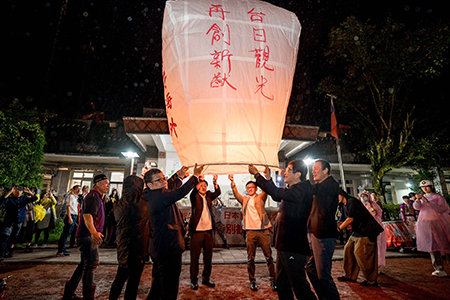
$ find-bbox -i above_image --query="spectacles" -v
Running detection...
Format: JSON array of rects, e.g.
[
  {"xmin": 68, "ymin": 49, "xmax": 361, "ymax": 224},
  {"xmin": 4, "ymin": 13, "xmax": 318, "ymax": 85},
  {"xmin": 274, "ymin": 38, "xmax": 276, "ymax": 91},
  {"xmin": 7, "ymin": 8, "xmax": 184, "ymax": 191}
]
[{"xmin": 152, "ymin": 177, "xmax": 167, "ymax": 183}]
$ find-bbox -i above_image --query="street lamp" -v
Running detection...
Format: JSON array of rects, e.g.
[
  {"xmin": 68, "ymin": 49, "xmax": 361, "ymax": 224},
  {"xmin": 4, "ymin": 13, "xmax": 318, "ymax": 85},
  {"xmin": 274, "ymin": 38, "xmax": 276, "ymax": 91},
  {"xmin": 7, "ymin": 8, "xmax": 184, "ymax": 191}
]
[
  {"xmin": 121, "ymin": 151, "xmax": 139, "ymax": 175},
  {"xmin": 304, "ymin": 158, "xmax": 316, "ymax": 181}
]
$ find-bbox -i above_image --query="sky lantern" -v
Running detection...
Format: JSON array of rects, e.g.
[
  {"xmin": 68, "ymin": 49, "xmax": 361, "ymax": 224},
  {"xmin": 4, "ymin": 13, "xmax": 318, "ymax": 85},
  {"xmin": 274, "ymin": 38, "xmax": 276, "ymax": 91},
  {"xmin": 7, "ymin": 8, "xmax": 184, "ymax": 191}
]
[{"xmin": 162, "ymin": 0, "xmax": 301, "ymax": 174}]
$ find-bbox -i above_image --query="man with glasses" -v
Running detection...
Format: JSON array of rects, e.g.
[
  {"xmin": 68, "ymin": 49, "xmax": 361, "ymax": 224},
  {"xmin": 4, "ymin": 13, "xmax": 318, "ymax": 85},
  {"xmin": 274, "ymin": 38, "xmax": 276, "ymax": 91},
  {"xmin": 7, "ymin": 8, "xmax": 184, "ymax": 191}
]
[
  {"xmin": 249, "ymin": 161, "xmax": 317, "ymax": 299},
  {"xmin": 228, "ymin": 175, "xmax": 276, "ymax": 292},
  {"xmin": 144, "ymin": 164, "xmax": 203, "ymax": 300}
]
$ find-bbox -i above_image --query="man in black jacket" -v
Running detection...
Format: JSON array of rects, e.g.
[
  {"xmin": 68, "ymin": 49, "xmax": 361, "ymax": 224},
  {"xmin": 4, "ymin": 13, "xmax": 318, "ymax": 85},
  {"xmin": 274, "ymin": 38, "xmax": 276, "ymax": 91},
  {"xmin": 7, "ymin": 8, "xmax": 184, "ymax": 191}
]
[
  {"xmin": 109, "ymin": 175, "xmax": 149, "ymax": 300},
  {"xmin": 144, "ymin": 164, "xmax": 203, "ymax": 300},
  {"xmin": 249, "ymin": 161, "xmax": 317, "ymax": 300},
  {"xmin": 307, "ymin": 160, "xmax": 340, "ymax": 300},
  {"xmin": 337, "ymin": 189, "xmax": 384, "ymax": 287},
  {"xmin": 189, "ymin": 175, "xmax": 221, "ymax": 290}
]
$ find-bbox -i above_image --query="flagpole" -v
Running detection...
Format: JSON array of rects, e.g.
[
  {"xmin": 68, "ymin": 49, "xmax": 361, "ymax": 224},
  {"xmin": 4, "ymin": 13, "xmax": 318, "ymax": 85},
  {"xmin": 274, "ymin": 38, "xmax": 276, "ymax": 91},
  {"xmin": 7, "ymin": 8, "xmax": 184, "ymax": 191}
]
[{"xmin": 328, "ymin": 94, "xmax": 346, "ymax": 190}]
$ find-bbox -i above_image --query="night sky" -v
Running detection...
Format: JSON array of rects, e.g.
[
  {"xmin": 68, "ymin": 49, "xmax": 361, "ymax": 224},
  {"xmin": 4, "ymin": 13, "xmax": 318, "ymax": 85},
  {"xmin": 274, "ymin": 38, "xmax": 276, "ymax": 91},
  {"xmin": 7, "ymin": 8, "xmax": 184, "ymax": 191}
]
[{"xmin": 2, "ymin": 0, "xmax": 448, "ymax": 130}]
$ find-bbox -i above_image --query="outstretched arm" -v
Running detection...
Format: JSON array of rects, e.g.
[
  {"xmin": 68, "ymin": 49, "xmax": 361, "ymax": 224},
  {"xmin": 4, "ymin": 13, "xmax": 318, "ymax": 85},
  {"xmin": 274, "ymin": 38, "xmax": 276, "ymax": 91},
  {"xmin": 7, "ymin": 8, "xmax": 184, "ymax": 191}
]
[
  {"xmin": 249, "ymin": 165, "xmax": 303, "ymax": 203},
  {"xmin": 211, "ymin": 174, "xmax": 221, "ymax": 199},
  {"xmin": 228, "ymin": 174, "xmax": 244, "ymax": 204}
]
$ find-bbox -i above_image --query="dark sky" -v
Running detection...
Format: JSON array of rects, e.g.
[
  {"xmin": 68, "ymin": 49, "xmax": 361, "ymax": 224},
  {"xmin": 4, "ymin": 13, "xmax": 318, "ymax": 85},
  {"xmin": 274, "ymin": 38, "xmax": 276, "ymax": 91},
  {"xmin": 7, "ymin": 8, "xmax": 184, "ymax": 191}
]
[{"xmin": 2, "ymin": 0, "xmax": 448, "ymax": 130}]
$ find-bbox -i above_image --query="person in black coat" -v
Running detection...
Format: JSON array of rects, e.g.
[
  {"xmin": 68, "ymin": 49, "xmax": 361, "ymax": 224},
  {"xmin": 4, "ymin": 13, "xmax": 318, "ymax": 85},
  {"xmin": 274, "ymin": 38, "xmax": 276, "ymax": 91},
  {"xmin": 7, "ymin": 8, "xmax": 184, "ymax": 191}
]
[
  {"xmin": 337, "ymin": 189, "xmax": 384, "ymax": 287},
  {"xmin": 189, "ymin": 175, "xmax": 221, "ymax": 290},
  {"xmin": 109, "ymin": 175, "xmax": 148, "ymax": 300},
  {"xmin": 144, "ymin": 164, "xmax": 203, "ymax": 300},
  {"xmin": 307, "ymin": 160, "xmax": 340, "ymax": 300},
  {"xmin": 249, "ymin": 161, "xmax": 317, "ymax": 300}
]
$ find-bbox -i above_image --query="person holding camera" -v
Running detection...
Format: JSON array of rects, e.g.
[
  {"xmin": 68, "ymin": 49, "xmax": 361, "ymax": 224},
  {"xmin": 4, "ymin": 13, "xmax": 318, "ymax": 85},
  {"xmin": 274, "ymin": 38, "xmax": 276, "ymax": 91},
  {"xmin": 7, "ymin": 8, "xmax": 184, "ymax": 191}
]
[
  {"xmin": 0, "ymin": 186, "xmax": 37, "ymax": 261},
  {"xmin": 34, "ymin": 190, "xmax": 57, "ymax": 248},
  {"xmin": 413, "ymin": 180, "xmax": 450, "ymax": 278}
]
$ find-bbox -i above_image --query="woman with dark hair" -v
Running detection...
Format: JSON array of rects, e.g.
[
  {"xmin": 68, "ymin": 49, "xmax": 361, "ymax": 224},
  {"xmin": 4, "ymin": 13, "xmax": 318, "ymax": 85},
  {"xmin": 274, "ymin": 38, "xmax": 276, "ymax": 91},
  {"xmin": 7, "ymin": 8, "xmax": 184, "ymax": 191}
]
[
  {"xmin": 110, "ymin": 189, "xmax": 120, "ymax": 202},
  {"xmin": 109, "ymin": 175, "xmax": 149, "ymax": 300}
]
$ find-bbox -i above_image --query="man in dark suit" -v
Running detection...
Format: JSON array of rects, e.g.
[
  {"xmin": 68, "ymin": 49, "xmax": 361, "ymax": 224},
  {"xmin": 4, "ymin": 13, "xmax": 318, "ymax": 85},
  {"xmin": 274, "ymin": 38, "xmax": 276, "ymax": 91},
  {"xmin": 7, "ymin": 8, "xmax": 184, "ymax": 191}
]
[
  {"xmin": 144, "ymin": 164, "xmax": 203, "ymax": 300},
  {"xmin": 249, "ymin": 161, "xmax": 317, "ymax": 300},
  {"xmin": 189, "ymin": 175, "xmax": 221, "ymax": 290},
  {"xmin": 307, "ymin": 160, "xmax": 340, "ymax": 300}
]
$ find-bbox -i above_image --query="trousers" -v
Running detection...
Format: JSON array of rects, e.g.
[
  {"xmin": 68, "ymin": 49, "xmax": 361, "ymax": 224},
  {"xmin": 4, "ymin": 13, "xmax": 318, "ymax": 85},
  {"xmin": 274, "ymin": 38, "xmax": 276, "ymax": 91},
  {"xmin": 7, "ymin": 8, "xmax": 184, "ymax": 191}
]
[{"xmin": 246, "ymin": 229, "xmax": 275, "ymax": 282}]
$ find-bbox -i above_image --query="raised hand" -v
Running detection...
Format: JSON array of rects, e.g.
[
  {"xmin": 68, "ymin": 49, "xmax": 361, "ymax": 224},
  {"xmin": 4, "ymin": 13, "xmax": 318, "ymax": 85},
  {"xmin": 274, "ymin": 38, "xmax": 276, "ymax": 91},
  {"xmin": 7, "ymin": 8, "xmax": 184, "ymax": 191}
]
[
  {"xmin": 248, "ymin": 164, "xmax": 258, "ymax": 175},
  {"xmin": 193, "ymin": 164, "xmax": 204, "ymax": 177},
  {"xmin": 264, "ymin": 165, "xmax": 272, "ymax": 181},
  {"xmin": 228, "ymin": 174, "xmax": 235, "ymax": 187},
  {"xmin": 177, "ymin": 166, "xmax": 189, "ymax": 179}
]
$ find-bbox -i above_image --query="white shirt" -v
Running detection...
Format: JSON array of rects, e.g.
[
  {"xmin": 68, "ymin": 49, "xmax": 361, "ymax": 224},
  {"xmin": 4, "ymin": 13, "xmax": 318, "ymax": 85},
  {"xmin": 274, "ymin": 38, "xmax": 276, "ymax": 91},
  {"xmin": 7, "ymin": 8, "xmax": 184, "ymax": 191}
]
[
  {"xmin": 67, "ymin": 194, "xmax": 79, "ymax": 215},
  {"xmin": 244, "ymin": 196, "xmax": 261, "ymax": 230},
  {"xmin": 196, "ymin": 194, "xmax": 213, "ymax": 231}
]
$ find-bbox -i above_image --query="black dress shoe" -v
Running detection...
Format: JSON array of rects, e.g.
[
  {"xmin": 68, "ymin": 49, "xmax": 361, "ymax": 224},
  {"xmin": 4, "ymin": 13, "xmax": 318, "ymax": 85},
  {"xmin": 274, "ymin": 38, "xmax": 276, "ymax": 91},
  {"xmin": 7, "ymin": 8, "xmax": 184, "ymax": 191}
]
[
  {"xmin": 202, "ymin": 279, "xmax": 216, "ymax": 288},
  {"xmin": 360, "ymin": 280, "xmax": 379, "ymax": 287},
  {"xmin": 270, "ymin": 281, "xmax": 277, "ymax": 292},
  {"xmin": 337, "ymin": 276, "xmax": 355, "ymax": 282},
  {"xmin": 250, "ymin": 282, "xmax": 258, "ymax": 291},
  {"xmin": 191, "ymin": 282, "xmax": 199, "ymax": 290}
]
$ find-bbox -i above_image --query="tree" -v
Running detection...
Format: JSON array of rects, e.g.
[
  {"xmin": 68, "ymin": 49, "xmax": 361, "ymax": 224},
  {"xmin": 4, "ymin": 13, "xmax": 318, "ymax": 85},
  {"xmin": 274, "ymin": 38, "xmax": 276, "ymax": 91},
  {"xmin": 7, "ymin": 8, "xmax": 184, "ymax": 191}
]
[
  {"xmin": 318, "ymin": 16, "xmax": 450, "ymax": 197},
  {"xmin": 0, "ymin": 98, "xmax": 48, "ymax": 191}
]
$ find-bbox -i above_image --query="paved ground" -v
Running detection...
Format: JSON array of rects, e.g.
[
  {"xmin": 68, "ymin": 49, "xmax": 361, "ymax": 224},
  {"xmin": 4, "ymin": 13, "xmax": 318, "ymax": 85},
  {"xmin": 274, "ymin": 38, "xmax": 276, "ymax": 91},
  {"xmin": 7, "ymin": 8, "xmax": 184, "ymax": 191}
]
[
  {"xmin": 1, "ymin": 244, "xmax": 450, "ymax": 300},
  {"xmin": 0, "ymin": 244, "xmax": 421, "ymax": 265}
]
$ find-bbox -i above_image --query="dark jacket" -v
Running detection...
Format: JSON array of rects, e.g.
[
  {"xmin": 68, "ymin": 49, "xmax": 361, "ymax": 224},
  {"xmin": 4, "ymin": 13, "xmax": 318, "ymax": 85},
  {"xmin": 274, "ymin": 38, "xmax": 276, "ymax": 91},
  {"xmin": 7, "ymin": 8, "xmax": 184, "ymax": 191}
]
[
  {"xmin": 189, "ymin": 183, "xmax": 221, "ymax": 232},
  {"xmin": 308, "ymin": 176, "xmax": 340, "ymax": 239},
  {"xmin": 346, "ymin": 197, "xmax": 384, "ymax": 242},
  {"xmin": 1, "ymin": 195, "xmax": 38, "ymax": 223},
  {"xmin": 255, "ymin": 174, "xmax": 314, "ymax": 256},
  {"xmin": 145, "ymin": 174, "xmax": 198, "ymax": 257},
  {"xmin": 114, "ymin": 175, "xmax": 149, "ymax": 264}
]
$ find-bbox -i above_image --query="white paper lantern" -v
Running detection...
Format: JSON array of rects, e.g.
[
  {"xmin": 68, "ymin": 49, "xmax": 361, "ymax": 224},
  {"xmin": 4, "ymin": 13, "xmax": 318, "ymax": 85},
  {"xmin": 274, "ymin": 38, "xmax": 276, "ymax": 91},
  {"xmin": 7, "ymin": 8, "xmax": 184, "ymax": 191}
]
[{"xmin": 162, "ymin": 0, "xmax": 301, "ymax": 174}]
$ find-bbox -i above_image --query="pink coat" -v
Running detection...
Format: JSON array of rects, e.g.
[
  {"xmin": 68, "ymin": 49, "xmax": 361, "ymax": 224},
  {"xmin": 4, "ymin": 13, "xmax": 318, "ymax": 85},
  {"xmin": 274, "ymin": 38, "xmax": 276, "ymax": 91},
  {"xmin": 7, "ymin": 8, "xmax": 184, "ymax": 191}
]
[
  {"xmin": 413, "ymin": 193, "xmax": 450, "ymax": 254},
  {"xmin": 364, "ymin": 198, "xmax": 387, "ymax": 266}
]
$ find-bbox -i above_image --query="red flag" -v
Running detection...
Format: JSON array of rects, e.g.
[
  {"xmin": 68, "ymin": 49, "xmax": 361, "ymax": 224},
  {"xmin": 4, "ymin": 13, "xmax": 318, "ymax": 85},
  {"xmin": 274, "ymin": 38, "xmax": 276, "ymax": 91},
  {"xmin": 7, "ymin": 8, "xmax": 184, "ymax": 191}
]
[{"xmin": 330, "ymin": 99, "xmax": 338, "ymax": 139}]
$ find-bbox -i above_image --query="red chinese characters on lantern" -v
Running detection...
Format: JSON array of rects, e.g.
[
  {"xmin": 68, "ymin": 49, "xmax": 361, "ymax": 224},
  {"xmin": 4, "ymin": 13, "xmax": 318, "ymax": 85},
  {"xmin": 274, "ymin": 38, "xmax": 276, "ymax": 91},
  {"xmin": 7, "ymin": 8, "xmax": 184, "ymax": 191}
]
[
  {"xmin": 169, "ymin": 117, "xmax": 178, "ymax": 138},
  {"xmin": 206, "ymin": 23, "xmax": 230, "ymax": 46},
  {"xmin": 210, "ymin": 49, "xmax": 233, "ymax": 73},
  {"xmin": 247, "ymin": 7, "xmax": 274, "ymax": 101},
  {"xmin": 164, "ymin": 72, "xmax": 180, "ymax": 138},
  {"xmin": 165, "ymin": 93, "xmax": 173, "ymax": 109},
  {"xmin": 249, "ymin": 45, "xmax": 274, "ymax": 71},
  {"xmin": 247, "ymin": 8, "xmax": 265, "ymax": 23},
  {"xmin": 208, "ymin": 4, "xmax": 230, "ymax": 20},
  {"xmin": 211, "ymin": 73, "xmax": 237, "ymax": 90},
  {"xmin": 255, "ymin": 75, "xmax": 273, "ymax": 100},
  {"xmin": 206, "ymin": 4, "xmax": 236, "ymax": 91},
  {"xmin": 252, "ymin": 28, "xmax": 266, "ymax": 42}
]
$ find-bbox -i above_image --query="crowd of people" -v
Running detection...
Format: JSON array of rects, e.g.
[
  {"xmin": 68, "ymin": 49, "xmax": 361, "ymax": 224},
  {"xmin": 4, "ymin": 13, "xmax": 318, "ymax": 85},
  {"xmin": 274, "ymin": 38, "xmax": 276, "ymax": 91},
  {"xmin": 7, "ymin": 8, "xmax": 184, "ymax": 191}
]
[{"xmin": 1, "ymin": 160, "xmax": 450, "ymax": 300}]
